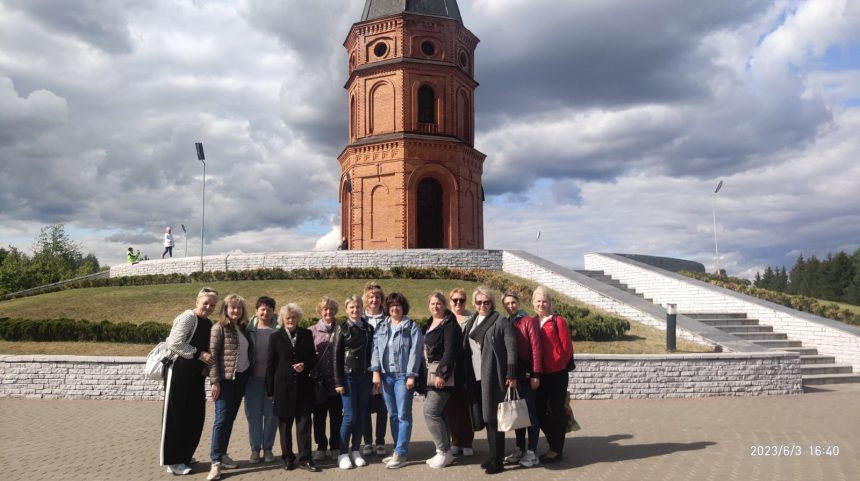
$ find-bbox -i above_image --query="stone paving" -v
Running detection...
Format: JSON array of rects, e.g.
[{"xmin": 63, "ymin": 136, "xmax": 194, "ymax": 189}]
[{"xmin": 1, "ymin": 384, "xmax": 858, "ymax": 481}]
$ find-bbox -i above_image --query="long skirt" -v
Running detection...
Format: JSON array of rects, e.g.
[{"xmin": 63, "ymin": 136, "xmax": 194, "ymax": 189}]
[{"xmin": 160, "ymin": 357, "xmax": 207, "ymax": 465}]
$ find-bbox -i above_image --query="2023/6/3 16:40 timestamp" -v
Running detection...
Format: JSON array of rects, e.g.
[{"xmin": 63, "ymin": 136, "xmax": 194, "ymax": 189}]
[{"xmin": 809, "ymin": 445, "xmax": 840, "ymax": 456}]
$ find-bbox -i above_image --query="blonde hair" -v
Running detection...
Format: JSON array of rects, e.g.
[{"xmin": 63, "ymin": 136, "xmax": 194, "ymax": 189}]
[
  {"xmin": 280, "ymin": 303, "xmax": 304, "ymax": 322},
  {"xmin": 316, "ymin": 296, "xmax": 338, "ymax": 316},
  {"xmin": 532, "ymin": 286, "xmax": 553, "ymax": 310},
  {"xmin": 345, "ymin": 295, "xmax": 363, "ymax": 312},
  {"xmin": 218, "ymin": 294, "xmax": 248, "ymax": 328},
  {"xmin": 472, "ymin": 285, "xmax": 496, "ymax": 309},
  {"xmin": 449, "ymin": 287, "xmax": 466, "ymax": 300},
  {"xmin": 363, "ymin": 282, "xmax": 384, "ymax": 306},
  {"xmin": 428, "ymin": 290, "xmax": 447, "ymax": 307},
  {"xmin": 197, "ymin": 287, "xmax": 218, "ymax": 299}
]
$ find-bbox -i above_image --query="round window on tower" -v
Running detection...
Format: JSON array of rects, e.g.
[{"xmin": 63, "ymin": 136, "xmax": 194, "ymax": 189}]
[
  {"xmin": 459, "ymin": 51, "xmax": 469, "ymax": 69},
  {"xmin": 421, "ymin": 40, "xmax": 436, "ymax": 57},
  {"xmin": 374, "ymin": 42, "xmax": 389, "ymax": 58}
]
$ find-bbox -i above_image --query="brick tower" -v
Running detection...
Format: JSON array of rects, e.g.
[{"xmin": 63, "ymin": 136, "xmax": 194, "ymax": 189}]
[{"xmin": 338, "ymin": 0, "xmax": 485, "ymax": 249}]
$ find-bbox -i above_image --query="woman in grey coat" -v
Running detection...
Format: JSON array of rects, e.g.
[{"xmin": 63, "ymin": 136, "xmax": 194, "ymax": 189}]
[{"xmin": 460, "ymin": 286, "xmax": 517, "ymax": 475}]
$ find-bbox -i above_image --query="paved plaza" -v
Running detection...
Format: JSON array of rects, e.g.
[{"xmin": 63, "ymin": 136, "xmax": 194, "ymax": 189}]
[{"xmin": 1, "ymin": 384, "xmax": 858, "ymax": 481}]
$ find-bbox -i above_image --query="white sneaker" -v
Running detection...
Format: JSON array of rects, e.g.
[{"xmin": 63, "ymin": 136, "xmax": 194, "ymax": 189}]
[
  {"xmin": 386, "ymin": 453, "xmax": 406, "ymax": 469},
  {"xmin": 206, "ymin": 463, "xmax": 221, "ymax": 481},
  {"xmin": 263, "ymin": 450, "xmax": 276, "ymax": 463},
  {"xmin": 504, "ymin": 448, "xmax": 523, "ymax": 464},
  {"xmin": 375, "ymin": 445, "xmax": 387, "ymax": 456},
  {"xmin": 450, "ymin": 446, "xmax": 462, "ymax": 456},
  {"xmin": 249, "ymin": 450, "xmax": 261, "ymax": 464},
  {"xmin": 519, "ymin": 450, "xmax": 538, "ymax": 468},
  {"xmin": 351, "ymin": 451, "xmax": 368, "ymax": 467},
  {"xmin": 360, "ymin": 444, "xmax": 374, "ymax": 456},
  {"xmin": 382, "ymin": 455, "xmax": 393, "ymax": 464},
  {"xmin": 462, "ymin": 447, "xmax": 474, "ymax": 457},
  {"xmin": 338, "ymin": 453, "xmax": 354, "ymax": 469},
  {"xmin": 312, "ymin": 450, "xmax": 326, "ymax": 462},
  {"xmin": 425, "ymin": 452, "xmax": 444, "ymax": 465},
  {"xmin": 428, "ymin": 450, "xmax": 454, "ymax": 469},
  {"xmin": 166, "ymin": 464, "xmax": 192, "ymax": 475},
  {"xmin": 219, "ymin": 454, "xmax": 237, "ymax": 469}
]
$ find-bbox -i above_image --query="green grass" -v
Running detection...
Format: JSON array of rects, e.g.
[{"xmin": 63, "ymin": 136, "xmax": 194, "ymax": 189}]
[{"xmin": 0, "ymin": 277, "xmax": 714, "ymax": 355}]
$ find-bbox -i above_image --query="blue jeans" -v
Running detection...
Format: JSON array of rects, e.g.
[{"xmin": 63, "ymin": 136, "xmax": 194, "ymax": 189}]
[
  {"xmin": 210, "ymin": 370, "xmax": 249, "ymax": 463},
  {"xmin": 380, "ymin": 373, "xmax": 414, "ymax": 456},
  {"xmin": 244, "ymin": 376, "xmax": 277, "ymax": 452},
  {"xmin": 339, "ymin": 373, "xmax": 372, "ymax": 454}
]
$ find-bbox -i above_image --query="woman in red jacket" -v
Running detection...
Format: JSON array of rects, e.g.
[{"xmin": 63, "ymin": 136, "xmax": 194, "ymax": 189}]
[{"xmin": 531, "ymin": 286, "xmax": 573, "ymax": 463}]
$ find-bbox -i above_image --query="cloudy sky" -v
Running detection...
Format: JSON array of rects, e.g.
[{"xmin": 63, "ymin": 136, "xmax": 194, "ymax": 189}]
[{"xmin": 1, "ymin": 0, "xmax": 858, "ymax": 277}]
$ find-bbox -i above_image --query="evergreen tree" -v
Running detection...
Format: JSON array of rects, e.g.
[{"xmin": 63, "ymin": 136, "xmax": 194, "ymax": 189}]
[
  {"xmin": 777, "ymin": 266, "xmax": 789, "ymax": 292},
  {"xmin": 825, "ymin": 252, "xmax": 855, "ymax": 302},
  {"xmin": 788, "ymin": 255, "xmax": 805, "ymax": 295}
]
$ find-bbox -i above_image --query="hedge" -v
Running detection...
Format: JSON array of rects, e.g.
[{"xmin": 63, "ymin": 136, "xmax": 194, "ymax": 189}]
[
  {"xmin": 679, "ymin": 271, "xmax": 860, "ymax": 326},
  {"xmin": 0, "ymin": 317, "xmax": 170, "ymax": 344}
]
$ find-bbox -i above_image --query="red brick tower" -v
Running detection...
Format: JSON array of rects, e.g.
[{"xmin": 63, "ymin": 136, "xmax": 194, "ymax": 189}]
[{"xmin": 338, "ymin": 0, "xmax": 485, "ymax": 249}]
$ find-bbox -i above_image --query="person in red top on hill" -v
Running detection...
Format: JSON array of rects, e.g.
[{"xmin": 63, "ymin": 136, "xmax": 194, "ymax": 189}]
[
  {"xmin": 501, "ymin": 291, "xmax": 542, "ymax": 468},
  {"xmin": 531, "ymin": 286, "xmax": 573, "ymax": 463}
]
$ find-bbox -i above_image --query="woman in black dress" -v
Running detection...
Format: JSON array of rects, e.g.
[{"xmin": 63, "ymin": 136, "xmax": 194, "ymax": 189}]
[
  {"xmin": 267, "ymin": 303, "xmax": 320, "ymax": 472},
  {"xmin": 160, "ymin": 287, "xmax": 218, "ymax": 475}
]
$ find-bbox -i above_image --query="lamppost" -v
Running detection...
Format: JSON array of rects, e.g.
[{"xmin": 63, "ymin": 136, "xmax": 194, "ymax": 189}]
[
  {"xmin": 180, "ymin": 223, "xmax": 187, "ymax": 257},
  {"xmin": 712, "ymin": 180, "xmax": 723, "ymax": 276},
  {"xmin": 195, "ymin": 142, "xmax": 206, "ymax": 273}
]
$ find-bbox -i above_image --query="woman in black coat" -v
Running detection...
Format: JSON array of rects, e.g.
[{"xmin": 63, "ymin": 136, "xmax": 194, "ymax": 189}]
[{"xmin": 266, "ymin": 303, "xmax": 320, "ymax": 472}]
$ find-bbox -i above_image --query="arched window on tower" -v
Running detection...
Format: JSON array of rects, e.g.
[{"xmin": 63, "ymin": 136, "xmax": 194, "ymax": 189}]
[{"xmin": 418, "ymin": 85, "xmax": 436, "ymax": 130}]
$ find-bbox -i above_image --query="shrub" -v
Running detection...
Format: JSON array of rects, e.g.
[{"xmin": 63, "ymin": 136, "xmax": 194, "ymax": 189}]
[{"xmin": 0, "ymin": 317, "xmax": 170, "ymax": 343}]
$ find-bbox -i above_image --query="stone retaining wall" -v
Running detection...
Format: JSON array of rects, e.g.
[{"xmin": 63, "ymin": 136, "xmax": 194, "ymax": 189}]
[
  {"xmin": 0, "ymin": 353, "xmax": 801, "ymax": 400},
  {"xmin": 585, "ymin": 253, "xmax": 860, "ymax": 371},
  {"xmin": 110, "ymin": 249, "xmax": 504, "ymax": 277}
]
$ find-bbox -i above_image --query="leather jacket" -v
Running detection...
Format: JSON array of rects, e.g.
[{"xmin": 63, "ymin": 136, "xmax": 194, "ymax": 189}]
[{"xmin": 332, "ymin": 319, "xmax": 374, "ymax": 388}]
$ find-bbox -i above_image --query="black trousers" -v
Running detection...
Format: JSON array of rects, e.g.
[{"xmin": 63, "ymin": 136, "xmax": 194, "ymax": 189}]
[
  {"xmin": 312, "ymin": 395, "xmax": 342, "ymax": 451},
  {"xmin": 279, "ymin": 413, "xmax": 312, "ymax": 462},
  {"xmin": 484, "ymin": 421, "xmax": 505, "ymax": 464},
  {"xmin": 363, "ymin": 393, "xmax": 387, "ymax": 445},
  {"xmin": 537, "ymin": 370, "xmax": 569, "ymax": 454}
]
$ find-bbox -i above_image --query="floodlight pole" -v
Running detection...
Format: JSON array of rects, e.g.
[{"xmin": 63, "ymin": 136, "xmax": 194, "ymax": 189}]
[
  {"xmin": 196, "ymin": 142, "xmax": 206, "ymax": 273},
  {"xmin": 181, "ymin": 223, "xmax": 187, "ymax": 257},
  {"xmin": 712, "ymin": 180, "xmax": 723, "ymax": 275}
]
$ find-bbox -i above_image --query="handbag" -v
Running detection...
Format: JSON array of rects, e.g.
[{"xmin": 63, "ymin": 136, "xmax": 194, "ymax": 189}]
[
  {"xmin": 426, "ymin": 361, "xmax": 455, "ymax": 388},
  {"xmin": 496, "ymin": 386, "xmax": 531, "ymax": 432},
  {"xmin": 144, "ymin": 342, "xmax": 173, "ymax": 381},
  {"xmin": 144, "ymin": 315, "xmax": 198, "ymax": 381}
]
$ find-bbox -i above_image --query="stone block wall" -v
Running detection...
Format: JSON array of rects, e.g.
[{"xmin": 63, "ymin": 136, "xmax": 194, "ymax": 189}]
[
  {"xmin": 570, "ymin": 353, "xmax": 802, "ymax": 399},
  {"xmin": 110, "ymin": 249, "xmax": 503, "ymax": 277},
  {"xmin": 584, "ymin": 253, "xmax": 860, "ymax": 371},
  {"xmin": 0, "ymin": 353, "xmax": 801, "ymax": 401}
]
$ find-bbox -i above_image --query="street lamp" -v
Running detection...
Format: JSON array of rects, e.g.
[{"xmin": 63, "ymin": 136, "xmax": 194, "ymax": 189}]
[
  {"xmin": 180, "ymin": 223, "xmax": 187, "ymax": 257},
  {"xmin": 195, "ymin": 142, "xmax": 206, "ymax": 273},
  {"xmin": 712, "ymin": 180, "xmax": 723, "ymax": 276}
]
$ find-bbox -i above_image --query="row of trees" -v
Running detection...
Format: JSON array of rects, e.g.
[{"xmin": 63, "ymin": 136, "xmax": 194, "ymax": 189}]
[
  {"xmin": 0, "ymin": 224, "xmax": 102, "ymax": 295},
  {"xmin": 755, "ymin": 249, "xmax": 860, "ymax": 305}
]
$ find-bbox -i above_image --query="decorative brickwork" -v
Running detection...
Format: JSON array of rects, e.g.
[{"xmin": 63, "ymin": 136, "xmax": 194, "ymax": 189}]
[{"xmin": 339, "ymin": 6, "xmax": 485, "ymax": 249}]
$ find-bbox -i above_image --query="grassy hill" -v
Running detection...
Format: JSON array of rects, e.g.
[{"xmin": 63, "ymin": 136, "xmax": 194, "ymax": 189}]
[{"xmin": 0, "ymin": 278, "xmax": 712, "ymax": 355}]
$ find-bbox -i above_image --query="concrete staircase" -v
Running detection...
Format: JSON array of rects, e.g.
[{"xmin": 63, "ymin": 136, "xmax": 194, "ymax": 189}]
[
  {"xmin": 577, "ymin": 269, "xmax": 860, "ymax": 387},
  {"xmin": 684, "ymin": 313, "xmax": 860, "ymax": 386}
]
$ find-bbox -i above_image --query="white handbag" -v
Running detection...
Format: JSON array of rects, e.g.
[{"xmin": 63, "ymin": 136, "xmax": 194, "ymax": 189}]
[
  {"xmin": 144, "ymin": 342, "xmax": 173, "ymax": 381},
  {"xmin": 497, "ymin": 386, "xmax": 531, "ymax": 432}
]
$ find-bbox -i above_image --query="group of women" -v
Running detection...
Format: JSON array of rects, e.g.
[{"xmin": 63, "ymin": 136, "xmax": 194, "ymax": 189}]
[{"xmin": 158, "ymin": 282, "xmax": 573, "ymax": 478}]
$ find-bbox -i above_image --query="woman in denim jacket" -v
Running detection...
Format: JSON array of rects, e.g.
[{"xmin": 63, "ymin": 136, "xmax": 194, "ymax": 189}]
[{"xmin": 370, "ymin": 292, "xmax": 423, "ymax": 469}]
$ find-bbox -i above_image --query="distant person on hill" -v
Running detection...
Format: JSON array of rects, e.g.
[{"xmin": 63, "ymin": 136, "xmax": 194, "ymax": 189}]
[
  {"xmin": 127, "ymin": 247, "xmax": 141, "ymax": 264},
  {"xmin": 160, "ymin": 287, "xmax": 218, "ymax": 475},
  {"xmin": 338, "ymin": 237, "xmax": 349, "ymax": 250},
  {"xmin": 163, "ymin": 227, "xmax": 175, "ymax": 259}
]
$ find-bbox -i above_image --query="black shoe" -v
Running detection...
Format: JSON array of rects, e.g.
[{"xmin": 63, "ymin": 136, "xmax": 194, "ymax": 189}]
[
  {"xmin": 300, "ymin": 462, "xmax": 320, "ymax": 472},
  {"xmin": 539, "ymin": 451, "xmax": 562, "ymax": 463},
  {"xmin": 283, "ymin": 459, "xmax": 296, "ymax": 471},
  {"xmin": 484, "ymin": 462, "xmax": 504, "ymax": 474},
  {"xmin": 480, "ymin": 458, "xmax": 493, "ymax": 469}
]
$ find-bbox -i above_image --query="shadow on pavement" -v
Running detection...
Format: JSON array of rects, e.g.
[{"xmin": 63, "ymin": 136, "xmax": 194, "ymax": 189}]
[{"xmin": 543, "ymin": 434, "xmax": 716, "ymax": 470}]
